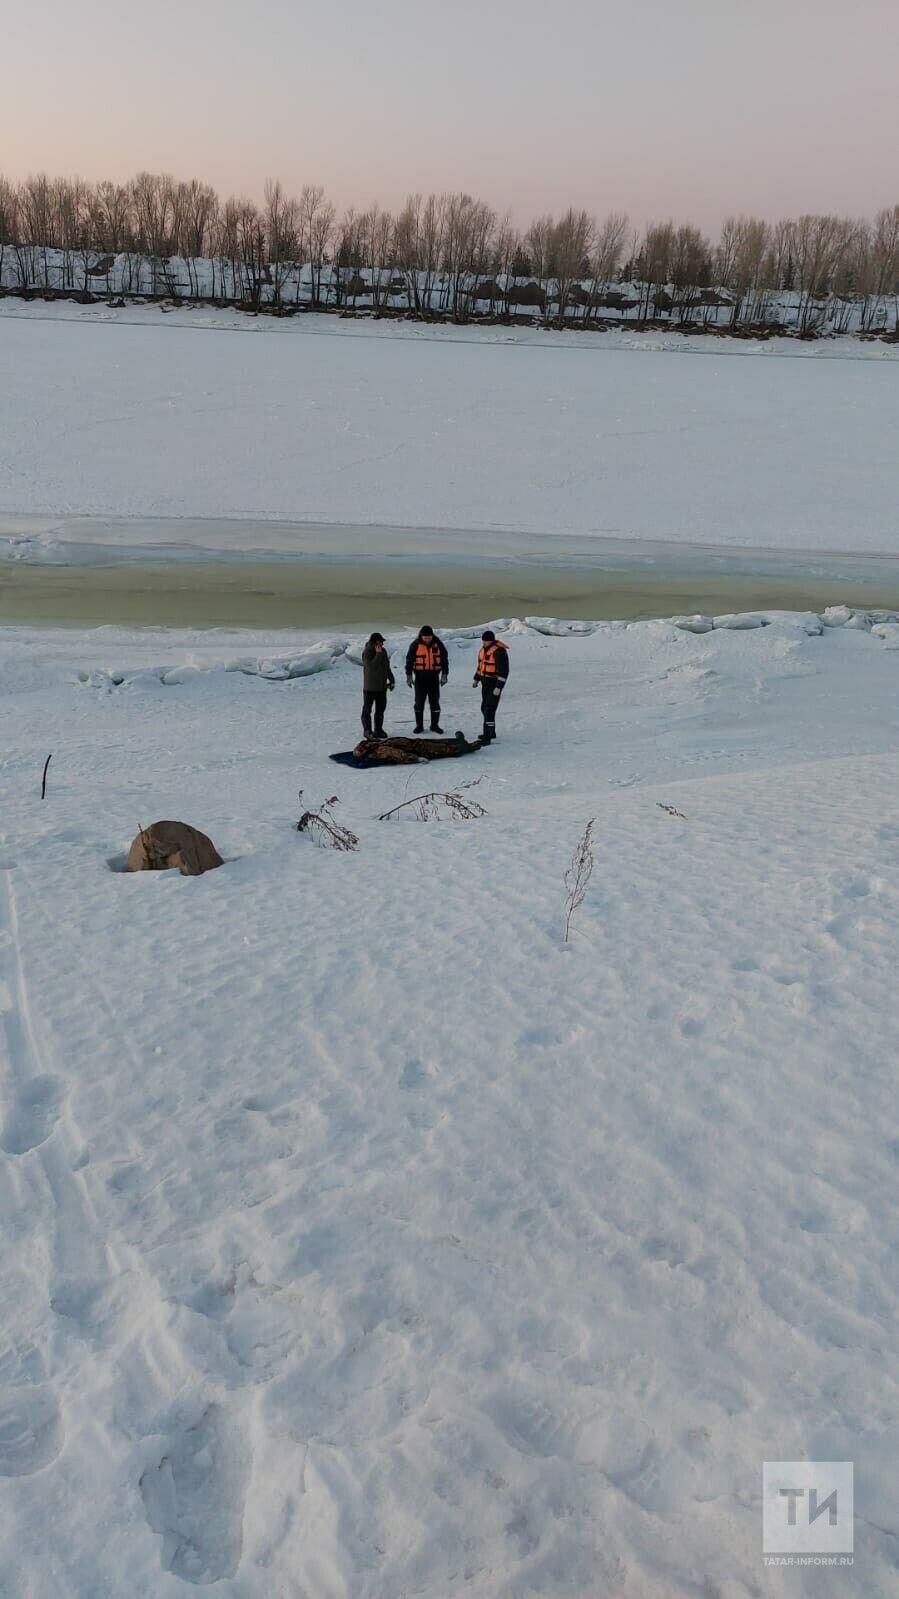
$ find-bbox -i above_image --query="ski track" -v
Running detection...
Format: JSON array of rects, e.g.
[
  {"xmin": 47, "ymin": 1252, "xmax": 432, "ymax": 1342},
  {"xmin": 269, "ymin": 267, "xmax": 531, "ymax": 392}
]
[{"xmin": 0, "ymin": 866, "xmax": 67, "ymax": 1481}]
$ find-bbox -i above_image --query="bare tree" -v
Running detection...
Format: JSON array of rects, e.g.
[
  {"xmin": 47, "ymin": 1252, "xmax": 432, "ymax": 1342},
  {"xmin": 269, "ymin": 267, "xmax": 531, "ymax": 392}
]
[
  {"xmin": 550, "ymin": 207, "xmax": 595, "ymax": 326},
  {"xmin": 265, "ymin": 178, "xmax": 299, "ymax": 306},
  {"xmin": 587, "ymin": 211, "xmax": 629, "ymax": 320},
  {"xmin": 490, "ymin": 210, "xmax": 518, "ymax": 318},
  {"xmin": 525, "ymin": 212, "xmax": 554, "ymax": 318},
  {"xmin": 20, "ymin": 173, "xmax": 56, "ymax": 288},
  {"xmin": 394, "ymin": 193, "xmax": 423, "ymax": 313},
  {"xmin": 792, "ymin": 213, "xmax": 856, "ymax": 333},
  {"xmin": 177, "ymin": 178, "xmax": 218, "ymax": 297},
  {"xmin": 419, "ymin": 192, "xmax": 445, "ymax": 315},
  {"xmin": 725, "ymin": 216, "xmax": 770, "ymax": 326},
  {"xmin": 236, "ymin": 199, "xmax": 266, "ymax": 307},
  {"xmin": 441, "ymin": 192, "xmax": 495, "ymax": 322},
  {"xmin": 638, "ymin": 221, "xmax": 675, "ymax": 321},
  {"xmin": 670, "ymin": 223, "xmax": 711, "ymax": 323},
  {"xmin": 299, "ymin": 184, "xmax": 334, "ymax": 306},
  {"xmin": 0, "ymin": 175, "xmax": 17, "ymax": 286},
  {"xmin": 361, "ymin": 204, "xmax": 393, "ymax": 312},
  {"xmin": 859, "ymin": 205, "xmax": 899, "ymax": 331}
]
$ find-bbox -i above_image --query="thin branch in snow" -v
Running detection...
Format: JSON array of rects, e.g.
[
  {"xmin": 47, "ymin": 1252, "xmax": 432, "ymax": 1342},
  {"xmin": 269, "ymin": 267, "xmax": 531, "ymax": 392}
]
[
  {"xmin": 41, "ymin": 753, "xmax": 52, "ymax": 799},
  {"xmin": 657, "ymin": 802, "xmax": 688, "ymax": 820},
  {"xmin": 297, "ymin": 791, "xmax": 358, "ymax": 851},
  {"xmin": 564, "ymin": 818, "xmax": 595, "ymax": 943},
  {"xmin": 378, "ymin": 784, "xmax": 487, "ymax": 822}
]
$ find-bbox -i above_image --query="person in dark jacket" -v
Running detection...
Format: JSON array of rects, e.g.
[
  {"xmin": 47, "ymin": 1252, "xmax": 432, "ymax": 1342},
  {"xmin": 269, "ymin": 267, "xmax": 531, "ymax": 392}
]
[
  {"xmin": 361, "ymin": 633, "xmax": 395, "ymax": 739},
  {"xmin": 405, "ymin": 624, "xmax": 449, "ymax": 734},
  {"xmin": 472, "ymin": 630, "xmax": 509, "ymax": 742}
]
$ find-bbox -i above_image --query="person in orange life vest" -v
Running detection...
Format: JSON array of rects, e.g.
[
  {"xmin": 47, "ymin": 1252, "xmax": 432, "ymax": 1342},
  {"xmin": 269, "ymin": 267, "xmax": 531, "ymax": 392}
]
[
  {"xmin": 473, "ymin": 630, "xmax": 509, "ymax": 742},
  {"xmin": 405, "ymin": 624, "xmax": 449, "ymax": 734}
]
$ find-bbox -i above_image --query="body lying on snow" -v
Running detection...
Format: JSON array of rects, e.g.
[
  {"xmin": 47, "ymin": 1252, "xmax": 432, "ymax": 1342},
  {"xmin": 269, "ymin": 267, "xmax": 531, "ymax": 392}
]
[
  {"xmin": 361, "ymin": 626, "xmax": 510, "ymax": 745},
  {"xmin": 331, "ymin": 732, "xmax": 482, "ymax": 769}
]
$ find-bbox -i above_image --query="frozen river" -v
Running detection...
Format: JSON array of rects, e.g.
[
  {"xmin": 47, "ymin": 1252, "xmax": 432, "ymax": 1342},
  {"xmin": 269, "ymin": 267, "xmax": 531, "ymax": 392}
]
[{"xmin": 1, "ymin": 306, "xmax": 898, "ymax": 553}]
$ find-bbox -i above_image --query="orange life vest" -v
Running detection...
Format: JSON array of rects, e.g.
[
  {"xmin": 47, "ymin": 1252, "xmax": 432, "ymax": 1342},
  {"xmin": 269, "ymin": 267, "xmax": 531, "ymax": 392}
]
[
  {"xmin": 477, "ymin": 640, "xmax": 508, "ymax": 676},
  {"xmin": 414, "ymin": 639, "xmax": 442, "ymax": 672}
]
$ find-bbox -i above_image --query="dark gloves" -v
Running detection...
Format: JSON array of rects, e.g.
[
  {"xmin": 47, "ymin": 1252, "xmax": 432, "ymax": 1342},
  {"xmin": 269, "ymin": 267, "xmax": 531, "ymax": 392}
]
[
  {"xmin": 440, "ymin": 672, "xmax": 448, "ymax": 687},
  {"xmin": 388, "ymin": 681, "xmax": 395, "ymax": 692},
  {"xmin": 406, "ymin": 675, "xmax": 414, "ymax": 689},
  {"xmin": 472, "ymin": 674, "xmax": 480, "ymax": 687}
]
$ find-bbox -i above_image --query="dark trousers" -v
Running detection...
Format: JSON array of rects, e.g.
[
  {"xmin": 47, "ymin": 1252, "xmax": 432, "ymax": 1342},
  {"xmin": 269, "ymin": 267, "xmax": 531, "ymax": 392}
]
[
  {"xmin": 362, "ymin": 690, "xmax": 387, "ymax": 734},
  {"xmin": 481, "ymin": 679, "xmax": 502, "ymax": 734},
  {"xmin": 414, "ymin": 672, "xmax": 441, "ymax": 728}
]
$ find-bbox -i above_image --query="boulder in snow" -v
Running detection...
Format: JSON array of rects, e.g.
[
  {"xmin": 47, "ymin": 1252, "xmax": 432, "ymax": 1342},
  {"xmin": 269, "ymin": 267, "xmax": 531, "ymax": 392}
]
[{"xmin": 126, "ymin": 821, "xmax": 224, "ymax": 877}]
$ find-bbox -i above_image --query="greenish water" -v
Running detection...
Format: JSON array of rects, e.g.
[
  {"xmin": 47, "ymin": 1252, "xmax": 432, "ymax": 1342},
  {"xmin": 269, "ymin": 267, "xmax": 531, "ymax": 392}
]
[
  {"xmin": 4, "ymin": 559, "xmax": 899, "ymax": 631},
  {"xmin": 3, "ymin": 520, "xmax": 899, "ymax": 629}
]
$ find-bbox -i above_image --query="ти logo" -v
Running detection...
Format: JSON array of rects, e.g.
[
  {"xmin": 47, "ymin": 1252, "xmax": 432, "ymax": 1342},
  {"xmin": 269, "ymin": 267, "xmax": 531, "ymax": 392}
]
[{"xmin": 763, "ymin": 1462, "xmax": 854, "ymax": 1556}]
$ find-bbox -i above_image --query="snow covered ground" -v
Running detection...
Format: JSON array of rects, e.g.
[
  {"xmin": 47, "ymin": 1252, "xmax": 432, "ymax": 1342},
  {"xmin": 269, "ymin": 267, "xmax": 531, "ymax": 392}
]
[
  {"xmin": 1, "ymin": 608, "xmax": 897, "ymax": 1596},
  {"xmin": 2, "ymin": 302, "xmax": 899, "ymax": 554}
]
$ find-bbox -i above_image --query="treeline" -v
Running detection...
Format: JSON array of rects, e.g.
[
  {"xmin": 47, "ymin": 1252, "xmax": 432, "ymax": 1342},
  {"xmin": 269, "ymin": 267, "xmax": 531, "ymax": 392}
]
[{"xmin": 1, "ymin": 170, "xmax": 898, "ymax": 334}]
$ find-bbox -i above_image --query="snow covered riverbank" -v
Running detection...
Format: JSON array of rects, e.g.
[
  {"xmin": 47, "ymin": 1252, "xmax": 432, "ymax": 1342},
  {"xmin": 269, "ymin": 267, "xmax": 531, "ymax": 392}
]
[
  {"xmin": 2, "ymin": 304, "xmax": 899, "ymax": 553},
  {"xmin": 1, "ymin": 610, "xmax": 897, "ymax": 1596}
]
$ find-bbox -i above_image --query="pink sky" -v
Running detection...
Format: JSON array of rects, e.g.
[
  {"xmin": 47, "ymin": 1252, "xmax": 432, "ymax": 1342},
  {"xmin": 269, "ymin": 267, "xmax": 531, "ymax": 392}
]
[{"xmin": 2, "ymin": 0, "xmax": 898, "ymax": 233}]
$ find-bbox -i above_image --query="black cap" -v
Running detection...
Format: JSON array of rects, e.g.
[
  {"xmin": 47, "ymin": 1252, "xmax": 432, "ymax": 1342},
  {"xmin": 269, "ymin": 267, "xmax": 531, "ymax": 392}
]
[
  {"xmin": 419, "ymin": 624, "xmax": 434, "ymax": 636},
  {"xmin": 370, "ymin": 632, "xmax": 385, "ymax": 644},
  {"xmin": 481, "ymin": 630, "xmax": 496, "ymax": 642}
]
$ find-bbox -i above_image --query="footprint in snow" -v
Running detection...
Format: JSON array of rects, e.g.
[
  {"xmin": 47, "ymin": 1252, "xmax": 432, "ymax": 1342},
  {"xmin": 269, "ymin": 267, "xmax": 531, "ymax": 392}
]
[
  {"xmin": 0, "ymin": 1385, "xmax": 64, "ymax": 1476},
  {"xmin": 399, "ymin": 1057, "xmax": 438, "ymax": 1091},
  {"xmin": 679, "ymin": 1014, "xmax": 706, "ymax": 1038},
  {"xmin": 488, "ymin": 1390, "xmax": 575, "ymax": 1459},
  {"xmin": 843, "ymin": 874, "xmax": 882, "ymax": 899},
  {"xmin": 644, "ymin": 1235, "xmax": 688, "ymax": 1268},
  {"xmin": 140, "ymin": 1402, "xmax": 250, "ymax": 1585},
  {"xmin": 517, "ymin": 1022, "xmax": 568, "ymax": 1048},
  {"xmin": 0, "ymin": 1074, "xmax": 64, "ymax": 1156}
]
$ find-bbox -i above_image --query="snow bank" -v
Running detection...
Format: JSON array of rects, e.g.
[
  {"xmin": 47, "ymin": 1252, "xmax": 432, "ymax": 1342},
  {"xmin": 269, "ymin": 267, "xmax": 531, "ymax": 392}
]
[{"xmin": 64, "ymin": 608, "xmax": 899, "ymax": 700}]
